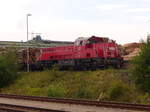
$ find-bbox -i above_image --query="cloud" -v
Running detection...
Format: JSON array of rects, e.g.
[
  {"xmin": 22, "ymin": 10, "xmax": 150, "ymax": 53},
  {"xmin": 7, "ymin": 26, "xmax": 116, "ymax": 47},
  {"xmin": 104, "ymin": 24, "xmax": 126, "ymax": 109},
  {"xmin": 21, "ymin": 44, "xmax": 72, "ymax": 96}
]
[
  {"xmin": 131, "ymin": 16, "xmax": 150, "ymax": 22},
  {"xmin": 0, "ymin": 0, "xmax": 149, "ymax": 44},
  {"xmin": 30, "ymin": 19, "xmax": 149, "ymax": 44},
  {"xmin": 125, "ymin": 8, "xmax": 150, "ymax": 13},
  {"xmin": 81, "ymin": 4, "xmax": 128, "ymax": 12},
  {"xmin": 0, "ymin": 14, "xmax": 148, "ymax": 44},
  {"xmin": 95, "ymin": 4, "xmax": 128, "ymax": 11}
]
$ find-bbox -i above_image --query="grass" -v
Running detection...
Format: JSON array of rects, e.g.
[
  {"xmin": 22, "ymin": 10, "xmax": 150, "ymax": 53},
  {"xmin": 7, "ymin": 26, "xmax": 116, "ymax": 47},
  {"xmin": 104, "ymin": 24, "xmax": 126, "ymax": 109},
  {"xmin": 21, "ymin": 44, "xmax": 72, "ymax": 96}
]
[{"xmin": 1, "ymin": 69, "xmax": 150, "ymax": 104}]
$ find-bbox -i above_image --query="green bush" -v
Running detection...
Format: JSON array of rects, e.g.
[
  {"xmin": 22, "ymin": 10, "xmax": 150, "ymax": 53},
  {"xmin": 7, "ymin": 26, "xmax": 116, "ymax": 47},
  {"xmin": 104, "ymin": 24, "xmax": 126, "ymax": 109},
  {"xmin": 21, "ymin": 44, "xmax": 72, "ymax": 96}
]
[
  {"xmin": 106, "ymin": 82, "xmax": 133, "ymax": 102},
  {"xmin": 137, "ymin": 93, "xmax": 150, "ymax": 104},
  {"xmin": 107, "ymin": 82, "xmax": 124, "ymax": 100},
  {"xmin": 74, "ymin": 80, "xmax": 93, "ymax": 99},
  {"xmin": 47, "ymin": 85, "xmax": 66, "ymax": 98},
  {"xmin": 0, "ymin": 49, "xmax": 19, "ymax": 88},
  {"xmin": 1, "ymin": 69, "xmax": 142, "ymax": 103},
  {"xmin": 132, "ymin": 37, "xmax": 150, "ymax": 92}
]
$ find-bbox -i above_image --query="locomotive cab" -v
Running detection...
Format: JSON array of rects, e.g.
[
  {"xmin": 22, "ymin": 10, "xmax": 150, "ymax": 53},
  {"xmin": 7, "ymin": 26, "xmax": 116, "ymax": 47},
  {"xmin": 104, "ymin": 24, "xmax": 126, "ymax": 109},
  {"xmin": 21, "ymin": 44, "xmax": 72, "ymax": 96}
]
[
  {"xmin": 74, "ymin": 36, "xmax": 109, "ymax": 46},
  {"xmin": 87, "ymin": 36, "xmax": 109, "ymax": 44}
]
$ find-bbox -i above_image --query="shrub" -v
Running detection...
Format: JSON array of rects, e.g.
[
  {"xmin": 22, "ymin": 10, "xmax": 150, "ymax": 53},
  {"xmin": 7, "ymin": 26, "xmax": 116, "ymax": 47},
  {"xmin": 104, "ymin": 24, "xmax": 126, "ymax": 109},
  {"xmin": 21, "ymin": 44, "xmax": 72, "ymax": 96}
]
[
  {"xmin": 47, "ymin": 85, "xmax": 66, "ymax": 98},
  {"xmin": 107, "ymin": 82, "xmax": 124, "ymax": 100},
  {"xmin": 137, "ymin": 93, "xmax": 150, "ymax": 104},
  {"xmin": 132, "ymin": 37, "xmax": 150, "ymax": 92},
  {"xmin": 0, "ymin": 49, "xmax": 19, "ymax": 88},
  {"xmin": 24, "ymin": 87, "xmax": 45, "ymax": 96},
  {"xmin": 107, "ymin": 82, "xmax": 132, "ymax": 102},
  {"xmin": 74, "ymin": 80, "xmax": 93, "ymax": 99}
]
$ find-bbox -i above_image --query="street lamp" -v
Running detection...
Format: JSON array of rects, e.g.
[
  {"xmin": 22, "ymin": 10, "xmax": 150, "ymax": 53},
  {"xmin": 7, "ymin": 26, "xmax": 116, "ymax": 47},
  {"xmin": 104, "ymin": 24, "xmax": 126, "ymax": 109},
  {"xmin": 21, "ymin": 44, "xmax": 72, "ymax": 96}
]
[{"xmin": 26, "ymin": 13, "xmax": 32, "ymax": 72}]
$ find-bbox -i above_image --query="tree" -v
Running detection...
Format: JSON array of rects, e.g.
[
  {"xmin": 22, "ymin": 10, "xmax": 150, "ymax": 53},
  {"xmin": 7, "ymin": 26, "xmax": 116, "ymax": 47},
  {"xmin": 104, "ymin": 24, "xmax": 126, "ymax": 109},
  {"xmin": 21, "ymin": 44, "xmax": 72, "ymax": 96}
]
[
  {"xmin": 132, "ymin": 37, "xmax": 150, "ymax": 92},
  {"xmin": 0, "ymin": 49, "xmax": 19, "ymax": 88}
]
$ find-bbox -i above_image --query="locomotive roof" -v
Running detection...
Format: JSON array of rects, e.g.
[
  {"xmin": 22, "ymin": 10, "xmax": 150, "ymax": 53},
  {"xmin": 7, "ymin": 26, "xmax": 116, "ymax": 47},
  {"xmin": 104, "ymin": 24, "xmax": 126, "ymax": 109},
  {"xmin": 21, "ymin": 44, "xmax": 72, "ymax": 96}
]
[
  {"xmin": 87, "ymin": 36, "xmax": 109, "ymax": 42},
  {"xmin": 75, "ymin": 36, "xmax": 110, "ymax": 43}
]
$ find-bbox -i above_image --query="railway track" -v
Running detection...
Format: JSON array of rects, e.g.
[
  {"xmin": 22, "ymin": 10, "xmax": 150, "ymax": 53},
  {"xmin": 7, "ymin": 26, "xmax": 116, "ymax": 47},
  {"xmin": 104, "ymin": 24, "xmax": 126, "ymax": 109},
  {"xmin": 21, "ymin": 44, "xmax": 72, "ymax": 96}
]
[
  {"xmin": 0, "ymin": 103, "xmax": 66, "ymax": 112},
  {"xmin": 0, "ymin": 93, "xmax": 149, "ymax": 112}
]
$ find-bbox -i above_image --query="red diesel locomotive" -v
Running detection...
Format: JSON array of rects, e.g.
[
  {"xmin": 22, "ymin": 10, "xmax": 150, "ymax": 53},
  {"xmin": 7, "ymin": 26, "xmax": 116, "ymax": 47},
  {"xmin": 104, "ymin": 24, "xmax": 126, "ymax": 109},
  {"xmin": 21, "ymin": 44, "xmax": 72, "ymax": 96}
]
[{"xmin": 31, "ymin": 36, "xmax": 123, "ymax": 70}]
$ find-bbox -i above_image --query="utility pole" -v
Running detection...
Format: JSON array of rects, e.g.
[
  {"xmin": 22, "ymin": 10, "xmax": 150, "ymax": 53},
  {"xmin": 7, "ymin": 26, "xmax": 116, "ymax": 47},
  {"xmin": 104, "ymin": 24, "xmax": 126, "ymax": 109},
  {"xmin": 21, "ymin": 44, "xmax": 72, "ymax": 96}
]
[{"xmin": 26, "ymin": 14, "xmax": 32, "ymax": 72}]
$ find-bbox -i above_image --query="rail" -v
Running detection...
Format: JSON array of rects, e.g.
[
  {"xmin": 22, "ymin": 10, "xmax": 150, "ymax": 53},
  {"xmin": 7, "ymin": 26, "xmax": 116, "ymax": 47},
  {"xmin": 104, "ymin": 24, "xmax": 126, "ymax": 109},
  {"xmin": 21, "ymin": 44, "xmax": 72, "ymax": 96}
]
[
  {"xmin": 0, "ymin": 103, "xmax": 66, "ymax": 112},
  {"xmin": 0, "ymin": 94, "xmax": 150, "ymax": 111}
]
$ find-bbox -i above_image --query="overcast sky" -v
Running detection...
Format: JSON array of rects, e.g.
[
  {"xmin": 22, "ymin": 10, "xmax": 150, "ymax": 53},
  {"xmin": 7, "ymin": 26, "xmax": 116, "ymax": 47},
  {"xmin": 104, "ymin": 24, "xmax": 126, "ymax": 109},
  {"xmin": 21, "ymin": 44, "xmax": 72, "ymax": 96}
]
[{"xmin": 0, "ymin": 0, "xmax": 150, "ymax": 44}]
